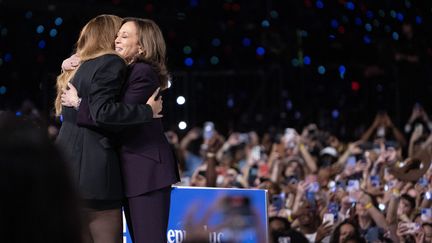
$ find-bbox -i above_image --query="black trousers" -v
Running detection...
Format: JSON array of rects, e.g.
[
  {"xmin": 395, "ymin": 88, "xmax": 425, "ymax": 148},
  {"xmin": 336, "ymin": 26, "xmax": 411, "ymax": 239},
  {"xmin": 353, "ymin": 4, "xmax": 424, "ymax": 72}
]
[{"xmin": 124, "ymin": 186, "xmax": 172, "ymax": 243}]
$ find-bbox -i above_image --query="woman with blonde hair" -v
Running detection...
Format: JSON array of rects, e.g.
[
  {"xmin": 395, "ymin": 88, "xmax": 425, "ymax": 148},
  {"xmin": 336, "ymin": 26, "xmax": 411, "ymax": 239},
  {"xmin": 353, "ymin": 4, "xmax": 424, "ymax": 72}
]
[{"xmin": 55, "ymin": 15, "xmax": 162, "ymax": 243}]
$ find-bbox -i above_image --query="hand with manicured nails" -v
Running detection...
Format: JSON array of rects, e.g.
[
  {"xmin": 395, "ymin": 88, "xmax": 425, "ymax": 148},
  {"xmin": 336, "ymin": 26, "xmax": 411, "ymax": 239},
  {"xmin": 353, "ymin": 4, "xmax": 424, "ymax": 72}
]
[
  {"xmin": 61, "ymin": 83, "xmax": 79, "ymax": 108},
  {"xmin": 146, "ymin": 88, "xmax": 163, "ymax": 118}
]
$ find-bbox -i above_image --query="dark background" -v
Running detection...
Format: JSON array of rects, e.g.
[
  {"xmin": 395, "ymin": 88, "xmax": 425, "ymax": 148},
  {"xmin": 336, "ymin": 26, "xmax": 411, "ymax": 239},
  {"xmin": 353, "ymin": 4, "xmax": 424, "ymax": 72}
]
[{"xmin": 0, "ymin": 0, "xmax": 431, "ymax": 140}]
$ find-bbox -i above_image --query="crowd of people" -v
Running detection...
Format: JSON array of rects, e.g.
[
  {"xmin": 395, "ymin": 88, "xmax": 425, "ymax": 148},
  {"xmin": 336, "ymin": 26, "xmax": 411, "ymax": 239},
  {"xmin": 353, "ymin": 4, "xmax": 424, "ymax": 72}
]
[
  {"xmin": 3, "ymin": 99, "xmax": 432, "ymax": 243},
  {"xmin": 165, "ymin": 103, "xmax": 432, "ymax": 243}
]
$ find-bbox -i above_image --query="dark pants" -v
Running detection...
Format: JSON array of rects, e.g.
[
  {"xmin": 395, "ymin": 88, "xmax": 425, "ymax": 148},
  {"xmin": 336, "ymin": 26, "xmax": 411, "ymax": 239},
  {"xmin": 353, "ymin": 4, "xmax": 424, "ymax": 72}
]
[{"xmin": 124, "ymin": 186, "xmax": 171, "ymax": 243}]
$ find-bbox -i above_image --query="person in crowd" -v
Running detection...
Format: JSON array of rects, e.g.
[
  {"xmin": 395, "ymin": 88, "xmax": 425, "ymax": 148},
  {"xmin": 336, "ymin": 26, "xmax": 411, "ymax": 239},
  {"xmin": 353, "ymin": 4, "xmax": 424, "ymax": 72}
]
[
  {"xmin": 360, "ymin": 111, "xmax": 406, "ymax": 147},
  {"xmin": 330, "ymin": 220, "xmax": 364, "ymax": 243},
  {"xmin": 55, "ymin": 15, "xmax": 163, "ymax": 243},
  {"xmin": 60, "ymin": 17, "xmax": 180, "ymax": 243}
]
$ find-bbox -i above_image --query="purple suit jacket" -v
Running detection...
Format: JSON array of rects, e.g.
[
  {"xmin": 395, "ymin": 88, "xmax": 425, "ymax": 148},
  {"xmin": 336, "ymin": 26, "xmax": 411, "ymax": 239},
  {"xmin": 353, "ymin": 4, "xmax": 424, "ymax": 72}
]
[{"xmin": 77, "ymin": 62, "xmax": 180, "ymax": 197}]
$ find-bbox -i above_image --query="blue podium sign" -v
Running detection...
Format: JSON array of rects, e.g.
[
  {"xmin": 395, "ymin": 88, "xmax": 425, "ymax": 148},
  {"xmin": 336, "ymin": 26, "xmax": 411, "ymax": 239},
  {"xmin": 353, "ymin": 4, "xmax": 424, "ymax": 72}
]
[{"xmin": 123, "ymin": 186, "xmax": 268, "ymax": 243}]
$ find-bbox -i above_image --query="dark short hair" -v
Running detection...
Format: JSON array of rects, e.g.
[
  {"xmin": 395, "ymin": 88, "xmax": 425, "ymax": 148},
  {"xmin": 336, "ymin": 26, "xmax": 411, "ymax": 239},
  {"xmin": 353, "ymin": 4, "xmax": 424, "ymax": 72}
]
[{"xmin": 401, "ymin": 194, "xmax": 416, "ymax": 209}]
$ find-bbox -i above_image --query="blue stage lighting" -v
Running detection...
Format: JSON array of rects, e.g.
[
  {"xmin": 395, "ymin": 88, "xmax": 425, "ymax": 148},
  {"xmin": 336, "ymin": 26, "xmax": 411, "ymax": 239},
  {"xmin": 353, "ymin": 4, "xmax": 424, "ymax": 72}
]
[
  {"xmin": 242, "ymin": 37, "xmax": 251, "ymax": 47},
  {"xmin": 184, "ymin": 57, "xmax": 194, "ymax": 66},
  {"xmin": 55, "ymin": 17, "xmax": 63, "ymax": 26},
  {"xmin": 36, "ymin": 25, "xmax": 44, "ymax": 34},
  {"xmin": 256, "ymin": 47, "xmax": 265, "ymax": 56}
]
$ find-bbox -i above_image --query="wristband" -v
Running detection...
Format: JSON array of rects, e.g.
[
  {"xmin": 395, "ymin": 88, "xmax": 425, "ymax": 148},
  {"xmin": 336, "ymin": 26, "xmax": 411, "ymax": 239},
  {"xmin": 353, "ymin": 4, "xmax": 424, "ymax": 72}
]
[
  {"xmin": 391, "ymin": 188, "xmax": 400, "ymax": 197},
  {"xmin": 364, "ymin": 202, "xmax": 373, "ymax": 209},
  {"xmin": 206, "ymin": 152, "xmax": 215, "ymax": 158},
  {"xmin": 287, "ymin": 214, "xmax": 293, "ymax": 222}
]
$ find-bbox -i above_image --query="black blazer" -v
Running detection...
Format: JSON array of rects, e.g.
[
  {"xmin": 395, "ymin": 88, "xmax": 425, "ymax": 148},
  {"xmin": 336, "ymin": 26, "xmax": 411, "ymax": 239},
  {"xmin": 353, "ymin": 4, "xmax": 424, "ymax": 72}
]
[
  {"xmin": 56, "ymin": 54, "xmax": 154, "ymax": 200},
  {"xmin": 77, "ymin": 62, "xmax": 180, "ymax": 197}
]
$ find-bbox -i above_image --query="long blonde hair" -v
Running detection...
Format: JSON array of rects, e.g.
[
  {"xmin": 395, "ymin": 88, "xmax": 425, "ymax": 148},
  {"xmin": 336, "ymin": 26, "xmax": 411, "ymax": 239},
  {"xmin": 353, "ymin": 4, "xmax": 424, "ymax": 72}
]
[
  {"xmin": 54, "ymin": 14, "xmax": 123, "ymax": 116},
  {"xmin": 124, "ymin": 18, "xmax": 170, "ymax": 89}
]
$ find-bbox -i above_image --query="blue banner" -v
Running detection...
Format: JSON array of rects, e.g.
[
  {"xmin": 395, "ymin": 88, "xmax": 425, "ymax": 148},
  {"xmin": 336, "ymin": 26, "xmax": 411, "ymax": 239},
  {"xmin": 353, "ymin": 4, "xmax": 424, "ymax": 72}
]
[{"xmin": 123, "ymin": 186, "xmax": 268, "ymax": 243}]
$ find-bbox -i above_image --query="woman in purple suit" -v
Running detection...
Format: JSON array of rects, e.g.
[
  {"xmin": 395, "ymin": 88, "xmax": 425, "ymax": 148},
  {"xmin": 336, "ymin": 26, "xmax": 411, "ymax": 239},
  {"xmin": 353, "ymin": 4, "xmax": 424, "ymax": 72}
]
[{"xmin": 62, "ymin": 18, "xmax": 180, "ymax": 243}]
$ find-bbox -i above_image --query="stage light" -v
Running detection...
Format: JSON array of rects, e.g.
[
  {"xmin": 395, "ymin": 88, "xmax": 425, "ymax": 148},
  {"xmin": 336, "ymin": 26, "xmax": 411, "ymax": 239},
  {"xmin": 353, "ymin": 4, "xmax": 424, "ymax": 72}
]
[
  {"xmin": 54, "ymin": 17, "xmax": 63, "ymax": 26},
  {"xmin": 332, "ymin": 109, "xmax": 339, "ymax": 119},
  {"xmin": 36, "ymin": 25, "xmax": 44, "ymax": 34},
  {"xmin": 261, "ymin": 20, "xmax": 270, "ymax": 28},
  {"xmin": 416, "ymin": 16, "xmax": 422, "ymax": 24},
  {"xmin": 354, "ymin": 17, "xmax": 362, "ymax": 26},
  {"xmin": 178, "ymin": 121, "xmax": 187, "ymax": 130},
  {"xmin": 338, "ymin": 26, "xmax": 345, "ymax": 34},
  {"xmin": 378, "ymin": 204, "xmax": 386, "ymax": 211},
  {"xmin": 167, "ymin": 80, "xmax": 172, "ymax": 88},
  {"xmin": 16, "ymin": 111, "xmax": 22, "ymax": 116},
  {"xmin": 363, "ymin": 35, "xmax": 372, "ymax": 44},
  {"xmin": 351, "ymin": 81, "xmax": 360, "ymax": 91},
  {"xmin": 303, "ymin": 56, "xmax": 311, "ymax": 65},
  {"xmin": 38, "ymin": 40, "xmax": 46, "ymax": 49},
  {"xmin": 378, "ymin": 10, "xmax": 385, "ymax": 17},
  {"xmin": 210, "ymin": 56, "xmax": 219, "ymax": 65},
  {"xmin": 211, "ymin": 38, "xmax": 221, "ymax": 47},
  {"xmin": 183, "ymin": 46, "xmax": 192, "ymax": 55},
  {"xmin": 0, "ymin": 86, "xmax": 6, "ymax": 95},
  {"xmin": 25, "ymin": 11, "xmax": 32, "ymax": 19},
  {"xmin": 4, "ymin": 53, "xmax": 12, "ymax": 62},
  {"xmin": 270, "ymin": 10, "xmax": 279, "ymax": 19},
  {"xmin": 316, "ymin": 0, "xmax": 324, "ymax": 9},
  {"xmin": 328, "ymin": 35, "xmax": 336, "ymax": 40},
  {"xmin": 339, "ymin": 65, "xmax": 346, "ymax": 79},
  {"xmin": 189, "ymin": 0, "xmax": 198, "ymax": 7},
  {"xmin": 397, "ymin": 13, "xmax": 404, "ymax": 22},
  {"xmin": 365, "ymin": 23, "xmax": 372, "ymax": 32},
  {"xmin": 49, "ymin": 29, "xmax": 57, "ymax": 37},
  {"xmin": 345, "ymin": 2, "xmax": 355, "ymax": 10},
  {"xmin": 390, "ymin": 10, "xmax": 396, "ymax": 18},
  {"xmin": 184, "ymin": 57, "xmax": 194, "ymax": 67},
  {"xmin": 286, "ymin": 100, "xmax": 293, "ymax": 110},
  {"xmin": 176, "ymin": 96, "xmax": 186, "ymax": 105},
  {"xmin": 392, "ymin": 32, "xmax": 399, "ymax": 41},
  {"xmin": 318, "ymin": 65, "xmax": 326, "ymax": 74},
  {"xmin": 366, "ymin": 11, "xmax": 374, "ymax": 19},
  {"xmin": 227, "ymin": 97, "xmax": 234, "ymax": 108},
  {"xmin": 291, "ymin": 58, "xmax": 300, "ymax": 67},
  {"xmin": 242, "ymin": 37, "xmax": 251, "ymax": 47},
  {"xmin": 331, "ymin": 19, "xmax": 339, "ymax": 29},
  {"xmin": 256, "ymin": 47, "xmax": 265, "ymax": 56}
]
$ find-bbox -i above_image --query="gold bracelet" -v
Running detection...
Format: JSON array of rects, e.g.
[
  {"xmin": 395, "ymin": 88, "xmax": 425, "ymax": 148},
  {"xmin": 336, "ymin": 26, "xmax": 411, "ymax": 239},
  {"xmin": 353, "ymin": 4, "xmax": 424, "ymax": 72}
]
[
  {"xmin": 391, "ymin": 188, "xmax": 400, "ymax": 197},
  {"xmin": 287, "ymin": 214, "xmax": 293, "ymax": 222},
  {"xmin": 364, "ymin": 202, "xmax": 373, "ymax": 209}
]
